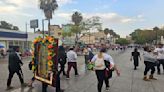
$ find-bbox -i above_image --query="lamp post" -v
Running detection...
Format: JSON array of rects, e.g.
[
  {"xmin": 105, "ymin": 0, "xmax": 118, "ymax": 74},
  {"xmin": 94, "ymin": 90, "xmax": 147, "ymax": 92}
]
[
  {"xmin": 42, "ymin": 19, "xmax": 50, "ymax": 38},
  {"xmin": 25, "ymin": 22, "xmax": 28, "ymax": 49}
]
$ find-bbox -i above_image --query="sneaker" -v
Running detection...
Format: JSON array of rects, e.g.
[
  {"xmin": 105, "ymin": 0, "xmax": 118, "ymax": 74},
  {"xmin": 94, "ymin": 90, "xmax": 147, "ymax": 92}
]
[
  {"xmin": 143, "ymin": 76, "xmax": 150, "ymax": 81},
  {"xmin": 66, "ymin": 77, "xmax": 70, "ymax": 80},
  {"xmin": 149, "ymin": 75, "xmax": 157, "ymax": 80},
  {"xmin": 106, "ymin": 87, "xmax": 110, "ymax": 91}
]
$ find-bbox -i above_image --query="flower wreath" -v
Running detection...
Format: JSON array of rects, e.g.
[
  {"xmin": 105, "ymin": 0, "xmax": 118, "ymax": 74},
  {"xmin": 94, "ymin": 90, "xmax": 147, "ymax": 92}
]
[{"xmin": 31, "ymin": 36, "xmax": 57, "ymax": 71}]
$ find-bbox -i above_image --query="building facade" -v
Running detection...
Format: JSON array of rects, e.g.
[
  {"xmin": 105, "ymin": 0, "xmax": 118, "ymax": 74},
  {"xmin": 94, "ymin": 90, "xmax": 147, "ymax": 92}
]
[
  {"xmin": 0, "ymin": 28, "xmax": 41, "ymax": 52},
  {"xmin": 50, "ymin": 25, "xmax": 62, "ymax": 39}
]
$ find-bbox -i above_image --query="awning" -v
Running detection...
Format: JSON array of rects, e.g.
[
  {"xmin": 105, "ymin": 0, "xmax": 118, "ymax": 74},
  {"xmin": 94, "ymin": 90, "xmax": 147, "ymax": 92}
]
[{"xmin": 0, "ymin": 44, "xmax": 4, "ymax": 48}]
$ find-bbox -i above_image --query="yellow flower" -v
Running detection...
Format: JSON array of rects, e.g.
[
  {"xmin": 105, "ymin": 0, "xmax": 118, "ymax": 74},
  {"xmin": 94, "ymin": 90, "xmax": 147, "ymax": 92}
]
[
  {"xmin": 48, "ymin": 52, "xmax": 52, "ymax": 56},
  {"xmin": 48, "ymin": 60, "xmax": 53, "ymax": 66}
]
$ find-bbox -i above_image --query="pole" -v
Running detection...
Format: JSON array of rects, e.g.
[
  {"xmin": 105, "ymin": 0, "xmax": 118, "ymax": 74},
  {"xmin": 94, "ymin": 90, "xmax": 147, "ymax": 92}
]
[
  {"xmin": 89, "ymin": 29, "xmax": 90, "ymax": 45},
  {"xmin": 34, "ymin": 28, "xmax": 35, "ymax": 34},
  {"xmin": 25, "ymin": 23, "xmax": 28, "ymax": 49},
  {"xmin": 48, "ymin": 19, "xmax": 50, "ymax": 36},
  {"xmin": 42, "ymin": 19, "xmax": 45, "ymax": 38},
  {"xmin": 156, "ymin": 30, "xmax": 158, "ymax": 45}
]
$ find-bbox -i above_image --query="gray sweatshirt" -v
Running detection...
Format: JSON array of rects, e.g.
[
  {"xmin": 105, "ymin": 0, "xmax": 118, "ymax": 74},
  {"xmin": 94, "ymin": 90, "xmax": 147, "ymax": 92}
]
[{"xmin": 143, "ymin": 51, "xmax": 157, "ymax": 63}]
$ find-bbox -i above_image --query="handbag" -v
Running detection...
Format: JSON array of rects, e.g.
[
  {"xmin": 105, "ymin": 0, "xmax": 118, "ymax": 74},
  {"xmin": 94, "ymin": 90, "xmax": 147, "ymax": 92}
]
[{"xmin": 104, "ymin": 60, "xmax": 114, "ymax": 78}]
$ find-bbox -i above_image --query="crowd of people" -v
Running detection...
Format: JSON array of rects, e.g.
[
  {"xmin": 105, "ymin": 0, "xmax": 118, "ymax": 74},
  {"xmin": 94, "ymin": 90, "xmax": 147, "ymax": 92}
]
[
  {"xmin": 130, "ymin": 43, "xmax": 164, "ymax": 81},
  {"xmin": 6, "ymin": 43, "xmax": 164, "ymax": 92}
]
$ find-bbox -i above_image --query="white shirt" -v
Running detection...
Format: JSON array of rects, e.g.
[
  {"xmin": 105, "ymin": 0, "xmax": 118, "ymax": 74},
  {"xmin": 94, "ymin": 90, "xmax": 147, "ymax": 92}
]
[
  {"xmin": 67, "ymin": 50, "xmax": 77, "ymax": 62},
  {"xmin": 154, "ymin": 48, "xmax": 164, "ymax": 59},
  {"xmin": 16, "ymin": 52, "xmax": 21, "ymax": 60},
  {"xmin": 91, "ymin": 53, "xmax": 115, "ymax": 67}
]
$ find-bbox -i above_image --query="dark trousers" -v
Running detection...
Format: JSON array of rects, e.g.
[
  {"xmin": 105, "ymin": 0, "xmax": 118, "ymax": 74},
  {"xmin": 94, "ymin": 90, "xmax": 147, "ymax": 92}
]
[
  {"xmin": 133, "ymin": 58, "xmax": 139, "ymax": 69},
  {"xmin": 144, "ymin": 61, "xmax": 155, "ymax": 75},
  {"xmin": 59, "ymin": 64, "xmax": 66, "ymax": 75},
  {"xmin": 84, "ymin": 55, "xmax": 89, "ymax": 69},
  {"xmin": 157, "ymin": 59, "xmax": 164, "ymax": 73},
  {"xmin": 95, "ymin": 70, "xmax": 109, "ymax": 92},
  {"xmin": 67, "ymin": 62, "xmax": 78, "ymax": 78},
  {"xmin": 7, "ymin": 69, "xmax": 24, "ymax": 87}
]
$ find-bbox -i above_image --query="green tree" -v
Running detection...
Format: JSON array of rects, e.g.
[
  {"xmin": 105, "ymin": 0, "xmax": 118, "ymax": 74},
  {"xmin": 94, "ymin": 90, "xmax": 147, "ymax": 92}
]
[
  {"xmin": 129, "ymin": 27, "xmax": 164, "ymax": 44},
  {"xmin": 0, "ymin": 21, "xmax": 19, "ymax": 30},
  {"xmin": 71, "ymin": 11, "xmax": 83, "ymax": 44},
  {"xmin": 116, "ymin": 38, "xmax": 129, "ymax": 45},
  {"xmin": 13, "ymin": 26, "xmax": 19, "ymax": 30},
  {"xmin": 39, "ymin": 0, "xmax": 58, "ymax": 34}
]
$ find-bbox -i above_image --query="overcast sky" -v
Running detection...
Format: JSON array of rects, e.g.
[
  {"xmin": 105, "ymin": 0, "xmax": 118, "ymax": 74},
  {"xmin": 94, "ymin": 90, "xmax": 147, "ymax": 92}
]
[{"xmin": 0, "ymin": 0, "xmax": 164, "ymax": 37}]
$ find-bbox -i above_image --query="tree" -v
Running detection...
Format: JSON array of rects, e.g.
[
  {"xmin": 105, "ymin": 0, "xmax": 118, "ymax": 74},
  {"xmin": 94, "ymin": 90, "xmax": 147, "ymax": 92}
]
[
  {"xmin": 130, "ymin": 27, "xmax": 164, "ymax": 44},
  {"xmin": 0, "ymin": 21, "xmax": 19, "ymax": 30},
  {"xmin": 13, "ymin": 26, "xmax": 19, "ymax": 30},
  {"xmin": 153, "ymin": 27, "xmax": 160, "ymax": 44},
  {"xmin": 71, "ymin": 11, "xmax": 83, "ymax": 44},
  {"xmin": 0, "ymin": 21, "xmax": 12, "ymax": 29},
  {"xmin": 72, "ymin": 11, "xmax": 83, "ymax": 26},
  {"xmin": 39, "ymin": 0, "xmax": 58, "ymax": 34},
  {"xmin": 116, "ymin": 38, "xmax": 129, "ymax": 45},
  {"xmin": 62, "ymin": 31, "xmax": 73, "ymax": 37},
  {"xmin": 104, "ymin": 28, "xmax": 110, "ymax": 40}
]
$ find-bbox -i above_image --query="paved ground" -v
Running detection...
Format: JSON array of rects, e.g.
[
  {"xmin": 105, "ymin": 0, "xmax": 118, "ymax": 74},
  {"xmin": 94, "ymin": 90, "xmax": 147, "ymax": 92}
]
[{"xmin": 0, "ymin": 49, "xmax": 164, "ymax": 92}]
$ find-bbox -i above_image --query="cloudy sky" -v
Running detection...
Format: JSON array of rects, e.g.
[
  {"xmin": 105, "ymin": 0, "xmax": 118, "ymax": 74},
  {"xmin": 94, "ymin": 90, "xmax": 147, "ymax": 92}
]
[{"xmin": 0, "ymin": 0, "xmax": 164, "ymax": 37}]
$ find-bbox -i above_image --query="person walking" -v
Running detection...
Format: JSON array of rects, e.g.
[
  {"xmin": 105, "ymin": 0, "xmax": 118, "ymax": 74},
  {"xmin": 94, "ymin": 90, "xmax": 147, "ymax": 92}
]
[
  {"xmin": 154, "ymin": 43, "xmax": 164, "ymax": 75},
  {"xmin": 130, "ymin": 48, "xmax": 141, "ymax": 70},
  {"xmin": 83, "ymin": 46, "xmax": 89, "ymax": 70},
  {"xmin": 143, "ymin": 46, "xmax": 157, "ymax": 81},
  {"xmin": 91, "ymin": 48, "xmax": 116, "ymax": 92},
  {"xmin": 58, "ymin": 45, "xmax": 67, "ymax": 76},
  {"xmin": 6, "ymin": 47, "xmax": 25, "ymax": 90},
  {"xmin": 66, "ymin": 47, "xmax": 79, "ymax": 79}
]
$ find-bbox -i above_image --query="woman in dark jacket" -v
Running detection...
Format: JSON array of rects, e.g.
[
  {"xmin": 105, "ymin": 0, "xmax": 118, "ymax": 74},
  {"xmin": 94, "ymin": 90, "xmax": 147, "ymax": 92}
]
[{"xmin": 58, "ymin": 46, "xmax": 67, "ymax": 76}]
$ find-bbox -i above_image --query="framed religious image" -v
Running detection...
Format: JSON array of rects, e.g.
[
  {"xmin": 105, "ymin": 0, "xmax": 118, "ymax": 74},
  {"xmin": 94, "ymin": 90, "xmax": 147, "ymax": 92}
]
[{"xmin": 31, "ymin": 36, "xmax": 58, "ymax": 87}]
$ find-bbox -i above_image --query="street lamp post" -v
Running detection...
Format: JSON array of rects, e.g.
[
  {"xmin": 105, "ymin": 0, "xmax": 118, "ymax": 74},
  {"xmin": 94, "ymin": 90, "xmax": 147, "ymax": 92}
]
[
  {"xmin": 25, "ymin": 23, "xmax": 28, "ymax": 49},
  {"xmin": 42, "ymin": 19, "xmax": 50, "ymax": 38}
]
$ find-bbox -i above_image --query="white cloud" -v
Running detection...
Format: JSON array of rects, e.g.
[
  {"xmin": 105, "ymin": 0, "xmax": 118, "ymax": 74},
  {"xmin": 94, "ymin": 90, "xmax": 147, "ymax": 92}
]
[
  {"xmin": 57, "ymin": 0, "xmax": 76, "ymax": 6},
  {"xmin": 56, "ymin": 12, "xmax": 72, "ymax": 18},
  {"xmin": 0, "ymin": 0, "xmax": 38, "ymax": 17},
  {"xmin": 53, "ymin": 12, "xmax": 145, "ymax": 27},
  {"xmin": 0, "ymin": 6, "xmax": 17, "ymax": 12}
]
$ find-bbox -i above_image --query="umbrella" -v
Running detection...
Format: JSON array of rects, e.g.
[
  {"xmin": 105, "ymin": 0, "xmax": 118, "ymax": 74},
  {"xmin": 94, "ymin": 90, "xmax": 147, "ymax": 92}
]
[{"xmin": 0, "ymin": 44, "xmax": 4, "ymax": 48}]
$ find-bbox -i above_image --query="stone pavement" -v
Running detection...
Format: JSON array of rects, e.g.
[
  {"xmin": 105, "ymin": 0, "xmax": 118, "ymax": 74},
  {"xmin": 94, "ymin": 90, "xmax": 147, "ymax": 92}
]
[{"xmin": 0, "ymin": 49, "xmax": 164, "ymax": 92}]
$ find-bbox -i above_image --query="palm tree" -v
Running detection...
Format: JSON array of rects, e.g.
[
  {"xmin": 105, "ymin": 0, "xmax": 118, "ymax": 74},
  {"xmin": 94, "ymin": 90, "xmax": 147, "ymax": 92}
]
[
  {"xmin": 72, "ymin": 11, "xmax": 83, "ymax": 26},
  {"xmin": 71, "ymin": 11, "xmax": 83, "ymax": 44},
  {"xmin": 39, "ymin": 0, "xmax": 58, "ymax": 35}
]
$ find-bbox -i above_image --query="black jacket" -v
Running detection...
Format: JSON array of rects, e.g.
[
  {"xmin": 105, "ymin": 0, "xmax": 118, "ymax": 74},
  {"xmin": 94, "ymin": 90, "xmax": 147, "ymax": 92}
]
[
  {"xmin": 8, "ymin": 51, "xmax": 23, "ymax": 71},
  {"xmin": 58, "ymin": 46, "xmax": 67, "ymax": 65}
]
